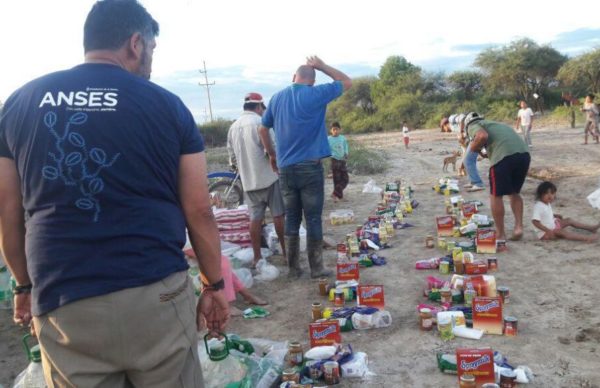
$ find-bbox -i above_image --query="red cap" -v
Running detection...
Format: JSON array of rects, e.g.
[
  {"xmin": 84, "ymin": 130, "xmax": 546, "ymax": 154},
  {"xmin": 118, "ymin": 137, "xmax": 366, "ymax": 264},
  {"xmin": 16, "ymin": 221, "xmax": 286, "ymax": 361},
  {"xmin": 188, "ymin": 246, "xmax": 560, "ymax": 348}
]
[{"xmin": 244, "ymin": 92, "xmax": 264, "ymax": 104}]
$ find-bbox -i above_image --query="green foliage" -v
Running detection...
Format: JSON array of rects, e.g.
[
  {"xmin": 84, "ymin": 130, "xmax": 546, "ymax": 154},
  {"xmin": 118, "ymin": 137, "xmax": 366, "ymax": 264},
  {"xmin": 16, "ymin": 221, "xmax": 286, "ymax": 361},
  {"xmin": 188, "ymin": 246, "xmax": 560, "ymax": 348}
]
[
  {"xmin": 475, "ymin": 38, "xmax": 567, "ymax": 104},
  {"xmin": 484, "ymin": 100, "xmax": 519, "ymax": 123},
  {"xmin": 447, "ymin": 70, "xmax": 483, "ymax": 100},
  {"xmin": 346, "ymin": 140, "xmax": 389, "ymax": 175},
  {"xmin": 198, "ymin": 119, "xmax": 233, "ymax": 147},
  {"xmin": 205, "ymin": 146, "xmax": 230, "ymax": 171},
  {"xmin": 557, "ymin": 48, "xmax": 600, "ymax": 95}
]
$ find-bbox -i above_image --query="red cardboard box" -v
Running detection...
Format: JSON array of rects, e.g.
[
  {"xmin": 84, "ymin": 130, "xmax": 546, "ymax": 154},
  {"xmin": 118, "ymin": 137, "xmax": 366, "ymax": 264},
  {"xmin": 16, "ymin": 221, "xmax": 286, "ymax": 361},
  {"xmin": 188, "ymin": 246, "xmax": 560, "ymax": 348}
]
[
  {"xmin": 462, "ymin": 203, "xmax": 478, "ymax": 218},
  {"xmin": 476, "ymin": 228, "xmax": 497, "ymax": 254},
  {"xmin": 309, "ymin": 321, "xmax": 341, "ymax": 347},
  {"xmin": 465, "ymin": 261, "xmax": 488, "ymax": 275},
  {"xmin": 472, "ymin": 296, "xmax": 503, "ymax": 335},
  {"xmin": 463, "ymin": 275, "xmax": 497, "ymax": 297},
  {"xmin": 337, "ymin": 262, "xmax": 360, "ymax": 281},
  {"xmin": 357, "ymin": 285, "xmax": 385, "ymax": 309},
  {"xmin": 456, "ymin": 348, "xmax": 495, "ymax": 387},
  {"xmin": 436, "ymin": 216, "xmax": 454, "ymax": 237}
]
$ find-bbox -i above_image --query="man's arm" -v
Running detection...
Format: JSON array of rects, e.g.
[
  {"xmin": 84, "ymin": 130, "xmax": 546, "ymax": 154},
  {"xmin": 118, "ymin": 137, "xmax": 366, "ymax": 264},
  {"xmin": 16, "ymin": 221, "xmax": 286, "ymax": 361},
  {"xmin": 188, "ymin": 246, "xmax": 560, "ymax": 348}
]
[
  {"xmin": 469, "ymin": 129, "xmax": 488, "ymax": 153},
  {"xmin": 178, "ymin": 152, "xmax": 229, "ymax": 333},
  {"xmin": 515, "ymin": 114, "xmax": 521, "ymax": 129},
  {"xmin": 306, "ymin": 56, "xmax": 352, "ymax": 91},
  {"xmin": 0, "ymin": 157, "xmax": 31, "ymax": 326},
  {"xmin": 259, "ymin": 125, "xmax": 278, "ymax": 173}
]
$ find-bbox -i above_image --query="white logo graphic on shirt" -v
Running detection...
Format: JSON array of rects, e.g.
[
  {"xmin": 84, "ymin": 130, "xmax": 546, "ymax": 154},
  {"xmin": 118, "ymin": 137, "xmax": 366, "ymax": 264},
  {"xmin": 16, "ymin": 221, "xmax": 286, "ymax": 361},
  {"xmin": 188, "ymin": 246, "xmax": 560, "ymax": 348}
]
[{"xmin": 39, "ymin": 88, "xmax": 119, "ymax": 112}]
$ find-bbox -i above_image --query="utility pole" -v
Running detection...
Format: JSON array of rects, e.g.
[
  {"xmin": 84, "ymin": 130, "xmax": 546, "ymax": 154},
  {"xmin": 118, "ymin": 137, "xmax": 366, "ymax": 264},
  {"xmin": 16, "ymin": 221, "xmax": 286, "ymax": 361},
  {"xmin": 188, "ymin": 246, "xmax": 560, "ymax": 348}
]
[{"xmin": 199, "ymin": 61, "xmax": 215, "ymax": 122}]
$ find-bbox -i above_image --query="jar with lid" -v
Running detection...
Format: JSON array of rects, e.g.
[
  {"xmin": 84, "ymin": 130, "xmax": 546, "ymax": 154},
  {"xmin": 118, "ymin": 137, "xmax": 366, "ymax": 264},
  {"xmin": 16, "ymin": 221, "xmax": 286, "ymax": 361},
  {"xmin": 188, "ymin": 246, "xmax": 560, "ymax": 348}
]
[
  {"xmin": 440, "ymin": 287, "xmax": 452, "ymax": 304},
  {"xmin": 459, "ymin": 373, "xmax": 476, "ymax": 387},
  {"xmin": 286, "ymin": 342, "xmax": 303, "ymax": 367},
  {"xmin": 499, "ymin": 369, "xmax": 517, "ymax": 387},
  {"xmin": 419, "ymin": 308, "xmax": 433, "ymax": 331},
  {"xmin": 311, "ymin": 302, "xmax": 323, "ymax": 321},
  {"xmin": 438, "ymin": 315, "xmax": 454, "ymax": 341},
  {"xmin": 425, "ymin": 235, "xmax": 435, "ymax": 248},
  {"xmin": 281, "ymin": 368, "xmax": 300, "ymax": 383}
]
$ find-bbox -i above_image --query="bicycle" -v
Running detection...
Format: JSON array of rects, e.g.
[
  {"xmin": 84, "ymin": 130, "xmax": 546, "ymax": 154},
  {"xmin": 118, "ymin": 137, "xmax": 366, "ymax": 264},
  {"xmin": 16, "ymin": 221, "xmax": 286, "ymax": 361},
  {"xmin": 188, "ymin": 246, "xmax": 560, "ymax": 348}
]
[{"xmin": 207, "ymin": 167, "xmax": 244, "ymax": 209}]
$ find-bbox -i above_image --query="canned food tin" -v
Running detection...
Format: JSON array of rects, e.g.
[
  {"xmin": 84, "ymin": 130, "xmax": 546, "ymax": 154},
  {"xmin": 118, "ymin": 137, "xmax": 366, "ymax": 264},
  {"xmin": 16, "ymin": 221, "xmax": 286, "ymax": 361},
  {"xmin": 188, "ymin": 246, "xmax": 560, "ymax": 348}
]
[
  {"xmin": 497, "ymin": 286, "xmax": 510, "ymax": 304},
  {"xmin": 425, "ymin": 235, "xmax": 435, "ymax": 248},
  {"xmin": 499, "ymin": 369, "xmax": 517, "ymax": 387},
  {"xmin": 487, "ymin": 257, "xmax": 498, "ymax": 271},
  {"xmin": 282, "ymin": 368, "xmax": 300, "ymax": 383},
  {"xmin": 439, "ymin": 261, "xmax": 450, "ymax": 275},
  {"xmin": 334, "ymin": 289, "xmax": 345, "ymax": 307},
  {"xmin": 504, "ymin": 316, "xmax": 518, "ymax": 336},
  {"xmin": 319, "ymin": 278, "xmax": 328, "ymax": 296},
  {"xmin": 323, "ymin": 361, "xmax": 340, "ymax": 385},
  {"xmin": 438, "ymin": 237, "xmax": 447, "ymax": 250}
]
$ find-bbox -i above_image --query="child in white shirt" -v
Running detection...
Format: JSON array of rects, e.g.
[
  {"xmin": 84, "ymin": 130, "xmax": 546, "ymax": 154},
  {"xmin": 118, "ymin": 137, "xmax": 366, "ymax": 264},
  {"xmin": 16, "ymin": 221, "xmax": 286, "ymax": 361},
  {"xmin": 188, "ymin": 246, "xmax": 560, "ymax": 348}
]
[
  {"xmin": 532, "ymin": 181, "xmax": 599, "ymax": 242},
  {"xmin": 402, "ymin": 121, "xmax": 410, "ymax": 149}
]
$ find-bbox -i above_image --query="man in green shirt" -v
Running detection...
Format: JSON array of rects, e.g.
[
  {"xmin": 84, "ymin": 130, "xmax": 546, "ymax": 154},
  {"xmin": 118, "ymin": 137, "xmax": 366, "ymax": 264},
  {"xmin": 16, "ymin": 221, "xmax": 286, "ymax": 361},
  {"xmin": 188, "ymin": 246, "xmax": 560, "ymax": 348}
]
[{"xmin": 463, "ymin": 112, "xmax": 530, "ymax": 249}]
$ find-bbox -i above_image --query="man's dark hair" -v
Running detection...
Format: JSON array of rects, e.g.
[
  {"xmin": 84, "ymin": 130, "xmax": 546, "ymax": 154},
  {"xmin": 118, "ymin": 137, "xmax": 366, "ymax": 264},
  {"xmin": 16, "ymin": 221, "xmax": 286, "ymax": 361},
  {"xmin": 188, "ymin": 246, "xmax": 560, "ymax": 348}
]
[
  {"xmin": 587, "ymin": 93, "xmax": 595, "ymax": 101},
  {"xmin": 535, "ymin": 181, "xmax": 557, "ymax": 200},
  {"xmin": 331, "ymin": 122, "xmax": 341, "ymax": 129},
  {"xmin": 84, "ymin": 0, "xmax": 159, "ymax": 53},
  {"xmin": 243, "ymin": 102, "xmax": 266, "ymax": 111}
]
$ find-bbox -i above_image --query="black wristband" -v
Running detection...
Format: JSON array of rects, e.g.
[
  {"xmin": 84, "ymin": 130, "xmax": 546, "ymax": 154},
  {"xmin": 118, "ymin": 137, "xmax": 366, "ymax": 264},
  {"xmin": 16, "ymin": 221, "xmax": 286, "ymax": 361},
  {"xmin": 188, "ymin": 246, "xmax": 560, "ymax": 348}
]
[
  {"xmin": 202, "ymin": 278, "xmax": 225, "ymax": 291},
  {"xmin": 14, "ymin": 284, "xmax": 33, "ymax": 295}
]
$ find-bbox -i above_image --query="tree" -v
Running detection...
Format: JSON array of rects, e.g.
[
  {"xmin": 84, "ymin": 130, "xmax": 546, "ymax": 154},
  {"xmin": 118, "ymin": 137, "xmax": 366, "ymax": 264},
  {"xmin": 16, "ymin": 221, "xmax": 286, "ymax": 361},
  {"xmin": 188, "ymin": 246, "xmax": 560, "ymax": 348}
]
[
  {"xmin": 447, "ymin": 70, "xmax": 483, "ymax": 100},
  {"xmin": 378, "ymin": 56, "xmax": 420, "ymax": 85},
  {"xmin": 475, "ymin": 38, "xmax": 567, "ymax": 108},
  {"xmin": 557, "ymin": 48, "xmax": 600, "ymax": 95}
]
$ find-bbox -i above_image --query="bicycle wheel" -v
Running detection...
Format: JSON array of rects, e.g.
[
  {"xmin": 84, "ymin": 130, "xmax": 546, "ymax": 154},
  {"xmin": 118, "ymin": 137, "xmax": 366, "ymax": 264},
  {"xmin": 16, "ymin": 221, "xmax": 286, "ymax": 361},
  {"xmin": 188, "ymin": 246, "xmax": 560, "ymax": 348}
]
[{"xmin": 208, "ymin": 179, "xmax": 244, "ymax": 209}]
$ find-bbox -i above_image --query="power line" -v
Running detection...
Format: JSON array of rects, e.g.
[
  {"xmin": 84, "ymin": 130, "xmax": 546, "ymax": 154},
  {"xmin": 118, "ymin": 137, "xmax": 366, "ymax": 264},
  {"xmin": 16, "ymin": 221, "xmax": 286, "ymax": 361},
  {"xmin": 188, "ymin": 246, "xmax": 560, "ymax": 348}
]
[{"xmin": 198, "ymin": 60, "xmax": 215, "ymax": 122}]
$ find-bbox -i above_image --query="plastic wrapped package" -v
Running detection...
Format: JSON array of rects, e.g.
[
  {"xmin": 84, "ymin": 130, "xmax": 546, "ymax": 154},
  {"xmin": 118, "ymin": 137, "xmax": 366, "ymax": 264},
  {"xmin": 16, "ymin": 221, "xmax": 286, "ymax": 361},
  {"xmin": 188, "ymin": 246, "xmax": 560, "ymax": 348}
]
[
  {"xmin": 341, "ymin": 352, "xmax": 369, "ymax": 378},
  {"xmin": 198, "ymin": 340, "xmax": 247, "ymax": 388},
  {"xmin": 253, "ymin": 259, "xmax": 280, "ymax": 282}
]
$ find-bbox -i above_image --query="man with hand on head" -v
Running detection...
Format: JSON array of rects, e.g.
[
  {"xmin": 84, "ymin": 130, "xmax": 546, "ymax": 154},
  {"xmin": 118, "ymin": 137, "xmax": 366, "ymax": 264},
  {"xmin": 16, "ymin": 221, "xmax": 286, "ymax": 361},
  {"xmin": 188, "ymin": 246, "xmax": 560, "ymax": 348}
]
[{"xmin": 259, "ymin": 56, "xmax": 352, "ymax": 279}]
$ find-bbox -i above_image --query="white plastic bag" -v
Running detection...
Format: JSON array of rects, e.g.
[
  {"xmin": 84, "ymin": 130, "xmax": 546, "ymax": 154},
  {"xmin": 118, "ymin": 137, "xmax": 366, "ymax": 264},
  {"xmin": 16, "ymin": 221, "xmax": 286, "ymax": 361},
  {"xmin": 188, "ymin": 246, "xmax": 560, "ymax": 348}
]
[
  {"xmin": 341, "ymin": 352, "xmax": 369, "ymax": 378},
  {"xmin": 587, "ymin": 187, "xmax": 600, "ymax": 209},
  {"xmin": 233, "ymin": 268, "xmax": 253, "ymax": 289},
  {"xmin": 304, "ymin": 346, "xmax": 337, "ymax": 360},
  {"xmin": 362, "ymin": 179, "xmax": 383, "ymax": 194},
  {"xmin": 232, "ymin": 248, "xmax": 272, "ymax": 267},
  {"xmin": 253, "ymin": 259, "xmax": 280, "ymax": 281}
]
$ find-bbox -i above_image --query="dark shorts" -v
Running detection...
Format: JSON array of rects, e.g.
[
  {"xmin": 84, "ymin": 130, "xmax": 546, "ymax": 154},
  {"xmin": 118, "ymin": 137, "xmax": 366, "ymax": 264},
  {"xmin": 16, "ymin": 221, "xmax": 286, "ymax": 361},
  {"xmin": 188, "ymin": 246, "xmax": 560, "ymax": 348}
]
[{"xmin": 489, "ymin": 152, "xmax": 530, "ymax": 197}]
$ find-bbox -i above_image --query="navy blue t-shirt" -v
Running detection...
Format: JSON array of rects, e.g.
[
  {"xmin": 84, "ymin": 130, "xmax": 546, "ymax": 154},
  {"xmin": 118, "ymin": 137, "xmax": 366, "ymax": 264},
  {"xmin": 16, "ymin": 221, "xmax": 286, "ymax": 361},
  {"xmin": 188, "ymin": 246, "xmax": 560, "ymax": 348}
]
[{"xmin": 0, "ymin": 63, "xmax": 204, "ymax": 316}]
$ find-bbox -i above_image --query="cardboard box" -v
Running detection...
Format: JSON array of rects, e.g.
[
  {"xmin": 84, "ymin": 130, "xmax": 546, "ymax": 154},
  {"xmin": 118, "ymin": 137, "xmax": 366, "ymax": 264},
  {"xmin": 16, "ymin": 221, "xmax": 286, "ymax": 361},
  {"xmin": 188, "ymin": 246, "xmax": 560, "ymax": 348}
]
[
  {"xmin": 357, "ymin": 285, "xmax": 385, "ymax": 309},
  {"xmin": 436, "ymin": 216, "xmax": 454, "ymax": 237},
  {"xmin": 336, "ymin": 263, "xmax": 360, "ymax": 281},
  {"xmin": 309, "ymin": 321, "xmax": 341, "ymax": 347},
  {"xmin": 456, "ymin": 348, "xmax": 495, "ymax": 387},
  {"xmin": 472, "ymin": 296, "xmax": 503, "ymax": 335},
  {"xmin": 462, "ymin": 203, "xmax": 478, "ymax": 218},
  {"xmin": 476, "ymin": 228, "xmax": 496, "ymax": 254},
  {"xmin": 465, "ymin": 261, "xmax": 488, "ymax": 275}
]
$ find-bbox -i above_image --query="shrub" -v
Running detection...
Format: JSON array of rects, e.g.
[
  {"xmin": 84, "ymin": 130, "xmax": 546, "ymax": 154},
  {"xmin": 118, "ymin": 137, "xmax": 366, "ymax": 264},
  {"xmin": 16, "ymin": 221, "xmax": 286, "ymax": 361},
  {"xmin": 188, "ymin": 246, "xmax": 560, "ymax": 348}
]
[
  {"xmin": 198, "ymin": 119, "xmax": 233, "ymax": 147},
  {"xmin": 346, "ymin": 140, "xmax": 389, "ymax": 175}
]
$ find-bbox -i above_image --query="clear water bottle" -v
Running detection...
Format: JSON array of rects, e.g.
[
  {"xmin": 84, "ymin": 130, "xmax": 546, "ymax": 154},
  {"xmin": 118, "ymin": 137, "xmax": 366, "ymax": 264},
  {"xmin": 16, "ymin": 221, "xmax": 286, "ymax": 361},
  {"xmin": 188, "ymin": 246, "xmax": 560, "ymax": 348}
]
[
  {"xmin": 0, "ymin": 266, "xmax": 13, "ymax": 310},
  {"xmin": 13, "ymin": 334, "xmax": 46, "ymax": 388}
]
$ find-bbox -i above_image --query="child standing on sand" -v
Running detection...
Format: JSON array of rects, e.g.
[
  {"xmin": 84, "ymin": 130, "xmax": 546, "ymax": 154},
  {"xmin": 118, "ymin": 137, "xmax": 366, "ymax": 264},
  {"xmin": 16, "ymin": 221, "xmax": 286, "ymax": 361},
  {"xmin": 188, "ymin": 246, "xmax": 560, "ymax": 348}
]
[
  {"xmin": 402, "ymin": 121, "xmax": 410, "ymax": 149},
  {"xmin": 328, "ymin": 122, "xmax": 349, "ymax": 202},
  {"xmin": 532, "ymin": 181, "xmax": 599, "ymax": 242}
]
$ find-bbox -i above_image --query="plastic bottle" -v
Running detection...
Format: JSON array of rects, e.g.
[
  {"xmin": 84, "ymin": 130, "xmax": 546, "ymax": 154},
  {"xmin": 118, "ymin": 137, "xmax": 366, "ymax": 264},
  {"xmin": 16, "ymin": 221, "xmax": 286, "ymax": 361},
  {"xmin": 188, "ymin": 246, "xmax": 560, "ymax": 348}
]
[
  {"xmin": 13, "ymin": 334, "xmax": 46, "ymax": 388},
  {"xmin": 0, "ymin": 266, "xmax": 13, "ymax": 310}
]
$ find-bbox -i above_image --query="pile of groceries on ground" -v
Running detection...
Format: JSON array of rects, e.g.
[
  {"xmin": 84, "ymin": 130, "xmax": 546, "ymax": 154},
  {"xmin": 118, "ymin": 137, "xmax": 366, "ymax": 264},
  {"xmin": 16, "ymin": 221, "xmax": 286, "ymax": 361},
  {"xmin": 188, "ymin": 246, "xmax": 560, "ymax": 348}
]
[{"xmin": 413, "ymin": 177, "xmax": 535, "ymax": 387}]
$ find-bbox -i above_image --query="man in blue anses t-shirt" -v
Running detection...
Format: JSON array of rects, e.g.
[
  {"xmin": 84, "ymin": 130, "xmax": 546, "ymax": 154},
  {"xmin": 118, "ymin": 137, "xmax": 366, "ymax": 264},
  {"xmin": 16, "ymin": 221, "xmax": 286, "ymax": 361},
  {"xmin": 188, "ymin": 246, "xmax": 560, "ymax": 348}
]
[
  {"xmin": 0, "ymin": 1, "xmax": 228, "ymax": 386},
  {"xmin": 259, "ymin": 56, "xmax": 352, "ymax": 279}
]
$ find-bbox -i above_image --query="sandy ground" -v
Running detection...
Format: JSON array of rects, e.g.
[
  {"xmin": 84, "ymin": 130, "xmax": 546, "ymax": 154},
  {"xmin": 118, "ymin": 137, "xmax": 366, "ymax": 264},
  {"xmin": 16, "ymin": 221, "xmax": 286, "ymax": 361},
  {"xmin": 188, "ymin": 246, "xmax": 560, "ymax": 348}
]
[{"xmin": 2, "ymin": 124, "xmax": 600, "ymax": 387}]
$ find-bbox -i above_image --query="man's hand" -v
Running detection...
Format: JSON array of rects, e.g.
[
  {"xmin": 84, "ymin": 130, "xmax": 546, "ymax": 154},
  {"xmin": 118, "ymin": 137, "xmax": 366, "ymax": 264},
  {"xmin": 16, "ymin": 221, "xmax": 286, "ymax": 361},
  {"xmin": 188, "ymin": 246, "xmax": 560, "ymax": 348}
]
[
  {"xmin": 197, "ymin": 289, "xmax": 230, "ymax": 335},
  {"xmin": 269, "ymin": 155, "xmax": 279, "ymax": 174},
  {"xmin": 306, "ymin": 55, "xmax": 325, "ymax": 71},
  {"xmin": 13, "ymin": 293, "xmax": 32, "ymax": 327}
]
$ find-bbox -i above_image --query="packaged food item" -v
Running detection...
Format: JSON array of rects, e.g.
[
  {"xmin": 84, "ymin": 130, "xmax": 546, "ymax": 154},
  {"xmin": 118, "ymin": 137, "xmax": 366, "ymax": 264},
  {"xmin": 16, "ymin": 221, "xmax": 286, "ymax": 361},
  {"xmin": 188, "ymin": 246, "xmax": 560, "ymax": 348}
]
[
  {"xmin": 456, "ymin": 348, "xmax": 495, "ymax": 387},
  {"xmin": 438, "ymin": 315, "xmax": 454, "ymax": 341},
  {"xmin": 465, "ymin": 261, "xmax": 488, "ymax": 275},
  {"xmin": 357, "ymin": 285, "xmax": 385, "ymax": 309},
  {"xmin": 318, "ymin": 278, "xmax": 328, "ymax": 296},
  {"xmin": 462, "ymin": 203, "xmax": 478, "ymax": 218},
  {"xmin": 286, "ymin": 342, "xmax": 303, "ymax": 367},
  {"xmin": 425, "ymin": 235, "xmax": 435, "ymax": 248},
  {"xmin": 472, "ymin": 297, "xmax": 503, "ymax": 335},
  {"xmin": 476, "ymin": 228, "xmax": 497, "ymax": 254},
  {"xmin": 323, "ymin": 361, "xmax": 340, "ymax": 385},
  {"xmin": 503, "ymin": 316, "xmax": 518, "ymax": 336},
  {"xmin": 487, "ymin": 257, "xmax": 498, "ymax": 272},
  {"xmin": 329, "ymin": 209, "xmax": 354, "ymax": 225},
  {"xmin": 311, "ymin": 302, "xmax": 323, "ymax": 321},
  {"xmin": 336, "ymin": 262, "xmax": 359, "ymax": 282},
  {"xmin": 460, "ymin": 373, "xmax": 476, "ymax": 388},
  {"xmin": 309, "ymin": 321, "xmax": 341, "ymax": 347},
  {"xmin": 419, "ymin": 308, "xmax": 433, "ymax": 331},
  {"xmin": 437, "ymin": 216, "xmax": 455, "ymax": 236},
  {"xmin": 497, "ymin": 286, "xmax": 510, "ymax": 304}
]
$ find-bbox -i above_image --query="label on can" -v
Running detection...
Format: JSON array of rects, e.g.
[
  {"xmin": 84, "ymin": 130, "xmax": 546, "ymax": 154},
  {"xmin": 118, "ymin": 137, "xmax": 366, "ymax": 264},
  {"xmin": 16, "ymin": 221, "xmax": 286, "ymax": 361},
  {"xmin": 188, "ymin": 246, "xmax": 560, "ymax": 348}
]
[
  {"xmin": 497, "ymin": 286, "xmax": 510, "ymax": 304},
  {"xmin": 504, "ymin": 316, "xmax": 518, "ymax": 336}
]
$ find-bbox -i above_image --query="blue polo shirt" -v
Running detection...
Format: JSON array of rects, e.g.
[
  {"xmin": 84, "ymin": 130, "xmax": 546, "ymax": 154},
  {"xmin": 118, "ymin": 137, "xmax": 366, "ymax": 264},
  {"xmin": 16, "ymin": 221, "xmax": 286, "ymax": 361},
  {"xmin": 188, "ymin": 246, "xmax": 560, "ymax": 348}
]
[
  {"xmin": 0, "ymin": 63, "xmax": 204, "ymax": 315},
  {"xmin": 262, "ymin": 81, "xmax": 343, "ymax": 168}
]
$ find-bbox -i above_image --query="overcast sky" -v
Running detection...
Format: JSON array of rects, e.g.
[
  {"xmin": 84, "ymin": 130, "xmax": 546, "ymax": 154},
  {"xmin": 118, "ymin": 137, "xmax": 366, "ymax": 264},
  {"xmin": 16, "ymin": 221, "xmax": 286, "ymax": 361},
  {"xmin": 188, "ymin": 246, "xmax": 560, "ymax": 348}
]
[{"xmin": 1, "ymin": 0, "xmax": 599, "ymax": 120}]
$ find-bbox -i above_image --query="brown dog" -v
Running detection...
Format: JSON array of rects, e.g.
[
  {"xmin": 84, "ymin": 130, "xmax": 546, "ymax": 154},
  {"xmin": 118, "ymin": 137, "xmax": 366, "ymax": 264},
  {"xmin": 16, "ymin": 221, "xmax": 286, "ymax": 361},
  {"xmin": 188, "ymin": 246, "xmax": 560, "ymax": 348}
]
[{"xmin": 442, "ymin": 151, "xmax": 460, "ymax": 172}]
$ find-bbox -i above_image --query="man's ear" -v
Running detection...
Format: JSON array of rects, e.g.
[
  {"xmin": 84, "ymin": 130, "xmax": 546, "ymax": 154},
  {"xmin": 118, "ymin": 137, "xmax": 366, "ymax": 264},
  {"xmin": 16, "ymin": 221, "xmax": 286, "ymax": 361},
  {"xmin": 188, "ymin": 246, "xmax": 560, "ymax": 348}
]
[{"xmin": 127, "ymin": 32, "xmax": 144, "ymax": 61}]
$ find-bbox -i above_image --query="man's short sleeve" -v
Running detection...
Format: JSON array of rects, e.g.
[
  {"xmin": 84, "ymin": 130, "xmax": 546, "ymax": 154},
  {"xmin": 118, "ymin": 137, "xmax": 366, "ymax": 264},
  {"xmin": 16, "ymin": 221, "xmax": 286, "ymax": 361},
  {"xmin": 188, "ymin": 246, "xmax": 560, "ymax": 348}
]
[
  {"xmin": 467, "ymin": 122, "xmax": 484, "ymax": 139},
  {"xmin": 312, "ymin": 81, "xmax": 344, "ymax": 106},
  {"xmin": 176, "ymin": 100, "xmax": 204, "ymax": 154}
]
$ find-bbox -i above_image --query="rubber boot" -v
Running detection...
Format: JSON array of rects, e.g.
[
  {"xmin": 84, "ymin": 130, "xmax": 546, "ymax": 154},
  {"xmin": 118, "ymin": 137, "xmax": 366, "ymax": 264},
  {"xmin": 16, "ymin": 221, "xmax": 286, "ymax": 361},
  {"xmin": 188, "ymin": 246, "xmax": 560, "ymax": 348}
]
[
  {"xmin": 307, "ymin": 239, "xmax": 333, "ymax": 278},
  {"xmin": 285, "ymin": 235, "xmax": 303, "ymax": 279}
]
